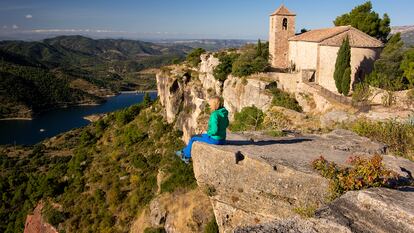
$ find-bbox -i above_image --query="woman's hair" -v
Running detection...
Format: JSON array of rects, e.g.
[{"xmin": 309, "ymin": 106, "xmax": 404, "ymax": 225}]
[{"xmin": 209, "ymin": 96, "xmax": 221, "ymax": 111}]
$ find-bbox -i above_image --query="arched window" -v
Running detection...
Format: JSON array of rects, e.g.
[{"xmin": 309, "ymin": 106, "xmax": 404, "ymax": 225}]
[{"xmin": 282, "ymin": 18, "xmax": 288, "ymax": 30}]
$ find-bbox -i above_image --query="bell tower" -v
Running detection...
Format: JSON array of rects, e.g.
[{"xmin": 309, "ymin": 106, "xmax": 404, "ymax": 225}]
[{"xmin": 269, "ymin": 4, "xmax": 296, "ymax": 69}]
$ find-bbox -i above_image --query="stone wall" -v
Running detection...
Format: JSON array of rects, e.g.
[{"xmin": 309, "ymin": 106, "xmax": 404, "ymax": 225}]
[
  {"xmin": 317, "ymin": 45, "xmax": 381, "ymax": 94},
  {"xmin": 289, "ymin": 41, "xmax": 318, "ymax": 70}
]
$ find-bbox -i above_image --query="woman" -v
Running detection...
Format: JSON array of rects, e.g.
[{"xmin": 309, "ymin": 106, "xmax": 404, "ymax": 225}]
[{"xmin": 176, "ymin": 97, "xmax": 229, "ymax": 163}]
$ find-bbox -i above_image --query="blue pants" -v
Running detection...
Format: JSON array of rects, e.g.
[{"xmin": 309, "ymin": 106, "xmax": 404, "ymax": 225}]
[{"xmin": 183, "ymin": 134, "xmax": 225, "ymax": 158}]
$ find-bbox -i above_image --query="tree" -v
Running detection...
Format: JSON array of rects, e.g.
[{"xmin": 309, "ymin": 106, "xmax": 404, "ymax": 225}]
[
  {"xmin": 401, "ymin": 48, "xmax": 414, "ymax": 86},
  {"xmin": 213, "ymin": 52, "xmax": 239, "ymax": 82},
  {"xmin": 256, "ymin": 39, "xmax": 263, "ymax": 57},
  {"xmin": 186, "ymin": 48, "xmax": 206, "ymax": 67},
  {"xmin": 366, "ymin": 33, "xmax": 406, "ymax": 90},
  {"xmin": 142, "ymin": 92, "xmax": 152, "ymax": 106},
  {"xmin": 300, "ymin": 28, "xmax": 308, "ymax": 34},
  {"xmin": 334, "ymin": 1, "xmax": 391, "ymax": 42},
  {"xmin": 342, "ymin": 67, "xmax": 352, "ymax": 96},
  {"xmin": 334, "ymin": 37, "xmax": 351, "ymax": 95}
]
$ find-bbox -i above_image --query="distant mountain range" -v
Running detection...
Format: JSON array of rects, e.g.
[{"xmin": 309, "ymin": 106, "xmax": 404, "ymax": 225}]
[
  {"xmin": 391, "ymin": 25, "xmax": 414, "ymax": 47},
  {"xmin": 153, "ymin": 39, "xmax": 255, "ymax": 51},
  {"xmin": 0, "ymin": 35, "xmax": 192, "ymax": 119}
]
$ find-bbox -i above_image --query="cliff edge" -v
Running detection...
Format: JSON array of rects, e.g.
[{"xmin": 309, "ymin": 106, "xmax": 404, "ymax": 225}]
[{"xmin": 191, "ymin": 131, "xmax": 414, "ymax": 233}]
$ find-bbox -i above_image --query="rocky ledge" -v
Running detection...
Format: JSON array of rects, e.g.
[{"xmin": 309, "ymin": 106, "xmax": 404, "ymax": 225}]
[{"xmin": 191, "ymin": 130, "xmax": 414, "ymax": 233}]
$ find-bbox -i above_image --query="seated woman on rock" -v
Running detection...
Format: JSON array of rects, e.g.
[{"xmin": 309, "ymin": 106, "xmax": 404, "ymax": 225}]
[{"xmin": 176, "ymin": 96, "xmax": 229, "ymax": 163}]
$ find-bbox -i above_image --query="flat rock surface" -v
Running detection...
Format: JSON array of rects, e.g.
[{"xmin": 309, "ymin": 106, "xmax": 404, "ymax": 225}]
[{"xmin": 211, "ymin": 129, "xmax": 413, "ymax": 176}]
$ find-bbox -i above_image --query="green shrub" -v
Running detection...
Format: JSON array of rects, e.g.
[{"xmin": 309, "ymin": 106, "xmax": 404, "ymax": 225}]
[
  {"xmin": 230, "ymin": 106, "xmax": 264, "ymax": 131},
  {"xmin": 231, "ymin": 41, "xmax": 269, "ymax": 77},
  {"xmin": 204, "ymin": 217, "xmax": 219, "ymax": 233},
  {"xmin": 269, "ymin": 88, "xmax": 302, "ymax": 112},
  {"xmin": 350, "ymin": 119, "xmax": 414, "ymax": 160},
  {"xmin": 161, "ymin": 156, "xmax": 197, "ymax": 193},
  {"xmin": 312, "ymin": 154, "xmax": 401, "ymax": 199},
  {"xmin": 213, "ymin": 52, "xmax": 239, "ymax": 81},
  {"xmin": 42, "ymin": 202, "xmax": 66, "ymax": 228},
  {"xmin": 186, "ymin": 48, "xmax": 206, "ymax": 67},
  {"xmin": 123, "ymin": 125, "xmax": 148, "ymax": 146},
  {"xmin": 366, "ymin": 33, "xmax": 408, "ymax": 91},
  {"xmin": 232, "ymin": 52, "xmax": 269, "ymax": 77}
]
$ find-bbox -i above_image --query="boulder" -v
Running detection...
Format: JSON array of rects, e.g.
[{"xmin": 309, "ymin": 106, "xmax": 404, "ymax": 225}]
[
  {"xmin": 149, "ymin": 199, "xmax": 167, "ymax": 226},
  {"xmin": 320, "ymin": 110, "xmax": 356, "ymax": 128},
  {"xmin": 316, "ymin": 187, "xmax": 414, "ymax": 233}
]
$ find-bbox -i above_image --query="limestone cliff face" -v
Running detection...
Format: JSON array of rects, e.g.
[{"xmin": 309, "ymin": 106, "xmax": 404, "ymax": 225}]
[
  {"xmin": 223, "ymin": 76, "xmax": 273, "ymax": 120},
  {"xmin": 156, "ymin": 54, "xmax": 275, "ymax": 141}
]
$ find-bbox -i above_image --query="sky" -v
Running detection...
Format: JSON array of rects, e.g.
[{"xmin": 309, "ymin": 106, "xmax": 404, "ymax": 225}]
[{"xmin": 0, "ymin": 0, "xmax": 413, "ymax": 40}]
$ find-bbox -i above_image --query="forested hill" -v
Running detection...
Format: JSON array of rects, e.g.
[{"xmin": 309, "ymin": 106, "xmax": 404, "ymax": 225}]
[{"xmin": 0, "ymin": 36, "xmax": 191, "ymax": 119}]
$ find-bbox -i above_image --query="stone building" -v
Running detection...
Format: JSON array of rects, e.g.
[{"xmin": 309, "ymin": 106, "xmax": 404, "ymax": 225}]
[{"xmin": 269, "ymin": 5, "xmax": 384, "ymax": 94}]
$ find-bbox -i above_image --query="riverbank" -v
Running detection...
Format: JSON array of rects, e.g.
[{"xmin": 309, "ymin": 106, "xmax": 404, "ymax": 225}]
[
  {"xmin": 0, "ymin": 92, "xmax": 158, "ymax": 145},
  {"xmin": 0, "ymin": 117, "xmax": 33, "ymax": 121}
]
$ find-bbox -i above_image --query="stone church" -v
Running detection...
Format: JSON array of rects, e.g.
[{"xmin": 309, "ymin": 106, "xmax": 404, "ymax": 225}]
[{"xmin": 269, "ymin": 5, "xmax": 384, "ymax": 94}]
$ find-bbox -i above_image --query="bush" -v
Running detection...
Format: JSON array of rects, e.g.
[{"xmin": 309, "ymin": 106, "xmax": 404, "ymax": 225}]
[
  {"xmin": 352, "ymin": 82, "xmax": 371, "ymax": 104},
  {"xmin": 269, "ymin": 88, "xmax": 302, "ymax": 112},
  {"xmin": 263, "ymin": 109, "xmax": 291, "ymax": 132},
  {"xmin": 366, "ymin": 33, "xmax": 408, "ymax": 91},
  {"xmin": 204, "ymin": 217, "xmax": 219, "ymax": 233},
  {"xmin": 186, "ymin": 48, "xmax": 206, "ymax": 67},
  {"xmin": 232, "ymin": 52, "xmax": 269, "ymax": 77},
  {"xmin": 42, "ymin": 202, "xmax": 66, "ymax": 228},
  {"xmin": 213, "ymin": 52, "xmax": 239, "ymax": 81},
  {"xmin": 350, "ymin": 119, "xmax": 414, "ymax": 160},
  {"xmin": 161, "ymin": 156, "xmax": 197, "ymax": 193},
  {"xmin": 230, "ymin": 106, "xmax": 264, "ymax": 131},
  {"xmin": 312, "ymin": 154, "xmax": 401, "ymax": 199},
  {"xmin": 123, "ymin": 125, "xmax": 148, "ymax": 146},
  {"xmin": 231, "ymin": 41, "xmax": 269, "ymax": 77}
]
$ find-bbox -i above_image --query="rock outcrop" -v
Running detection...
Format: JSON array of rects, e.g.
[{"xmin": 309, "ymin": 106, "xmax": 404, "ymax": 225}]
[
  {"xmin": 131, "ymin": 189, "xmax": 214, "ymax": 233},
  {"xmin": 191, "ymin": 130, "xmax": 414, "ymax": 232},
  {"xmin": 157, "ymin": 55, "xmax": 276, "ymax": 141},
  {"xmin": 24, "ymin": 203, "xmax": 58, "ymax": 233}
]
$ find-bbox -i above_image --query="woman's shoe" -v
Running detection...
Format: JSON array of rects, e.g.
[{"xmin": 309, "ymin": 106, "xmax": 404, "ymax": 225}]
[
  {"xmin": 175, "ymin": 150, "xmax": 183, "ymax": 157},
  {"xmin": 181, "ymin": 157, "xmax": 190, "ymax": 164}
]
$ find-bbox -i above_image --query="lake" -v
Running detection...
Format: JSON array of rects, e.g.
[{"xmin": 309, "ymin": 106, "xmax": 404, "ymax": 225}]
[{"xmin": 0, "ymin": 92, "xmax": 157, "ymax": 145}]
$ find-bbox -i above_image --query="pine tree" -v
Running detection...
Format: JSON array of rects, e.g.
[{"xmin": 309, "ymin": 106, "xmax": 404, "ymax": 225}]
[
  {"xmin": 334, "ymin": 1, "xmax": 391, "ymax": 42},
  {"xmin": 334, "ymin": 37, "xmax": 351, "ymax": 94}
]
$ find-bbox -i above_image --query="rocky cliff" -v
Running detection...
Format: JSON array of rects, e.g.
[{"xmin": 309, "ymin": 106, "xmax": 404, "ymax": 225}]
[
  {"xmin": 156, "ymin": 53, "xmax": 414, "ymax": 232},
  {"xmin": 192, "ymin": 131, "xmax": 414, "ymax": 233},
  {"xmin": 157, "ymin": 54, "xmax": 276, "ymax": 141}
]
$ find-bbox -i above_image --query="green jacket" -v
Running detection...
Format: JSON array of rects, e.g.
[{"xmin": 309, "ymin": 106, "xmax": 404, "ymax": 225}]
[{"xmin": 207, "ymin": 107, "xmax": 229, "ymax": 140}]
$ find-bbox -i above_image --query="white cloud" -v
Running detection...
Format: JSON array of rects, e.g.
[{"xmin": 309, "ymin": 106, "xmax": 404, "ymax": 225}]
[
  {"xmin": 12, "ymin": 24, "xmax": 18, "ymax": 29},
  {"xmin": 2, "ymin": 25, "xmax": 7, "ymax": 29},
  {"xmin": 25, "ymin": 14, "xmax": 33, "ymax": 19}
]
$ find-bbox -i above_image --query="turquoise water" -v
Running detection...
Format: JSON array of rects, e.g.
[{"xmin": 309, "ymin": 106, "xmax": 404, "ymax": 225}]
[{"xmin": 0, "ymin": 93, "xmax": 157, "ymax": 145}]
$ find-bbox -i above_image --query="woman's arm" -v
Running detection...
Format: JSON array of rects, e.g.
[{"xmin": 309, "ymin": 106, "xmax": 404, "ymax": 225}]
[{"xmin": 207, "ymin": 112, "xmax": 219, "ymax": 136}]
